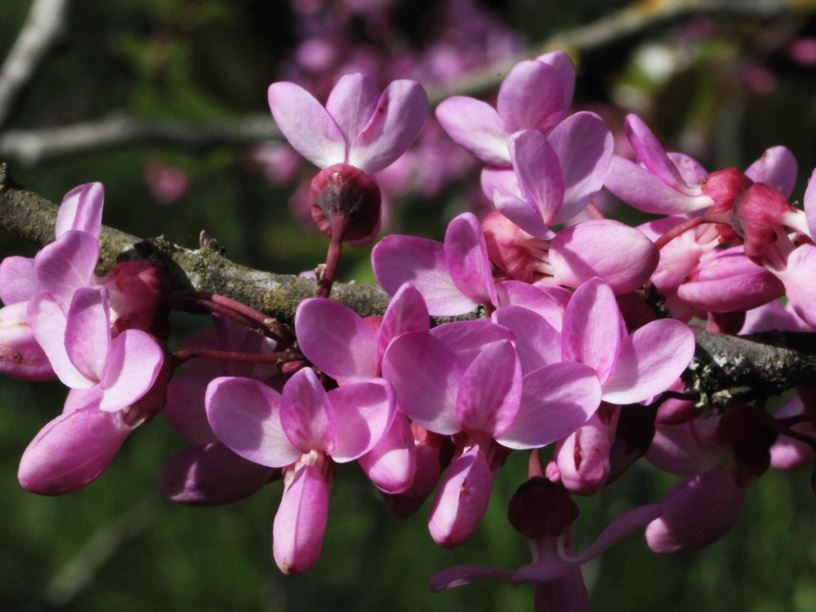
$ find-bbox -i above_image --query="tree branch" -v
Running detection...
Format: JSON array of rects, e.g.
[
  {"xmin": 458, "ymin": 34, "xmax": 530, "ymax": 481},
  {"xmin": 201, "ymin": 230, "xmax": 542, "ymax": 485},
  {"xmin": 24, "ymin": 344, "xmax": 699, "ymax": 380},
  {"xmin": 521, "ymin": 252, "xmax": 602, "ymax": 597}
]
[
  {"xmin": 0, "ymin": 0, "xmax": 71, "ymax": 129},
  {"xmin": 2, "ymin": 163, "xmax": 815, "ymax": 408},
  {"xmin": 0, "ymin": 0, "xmax": 809, "ymax": 164}
]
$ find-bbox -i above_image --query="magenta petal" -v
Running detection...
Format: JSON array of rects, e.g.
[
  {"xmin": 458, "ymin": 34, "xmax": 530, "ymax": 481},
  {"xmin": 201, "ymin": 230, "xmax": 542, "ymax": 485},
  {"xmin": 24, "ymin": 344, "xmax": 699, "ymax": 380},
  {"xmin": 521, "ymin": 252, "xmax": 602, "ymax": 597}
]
[
  {"xmin": 456, "ymin": 341, "xmax": 522, "ymax": 435},
  {"xmin": 430, "ymin": 565, "xmax": 511, "ymax": 592},
  {"xmin": 536, "ymin": 51, "xmax": 576, "ymax": 109},
  {"xmin": 205, "ymin": 376, "xmax": 299, "ymax": 468},
  {"xmin": 163, "ymin": 377, "xmax": 215, "ymax": 444},
  {"xmin": 377, "ymin": 283, "xmax": 430, "ymax": 367},
  {"xmin": 568, "ymin": 504, "xmax": 662, "ymax": 564},
  {"xmin": 667, "ymin": 152, "xmax": 708, "ymax": 186},
  {"xmin": 510, "ymin": 130, "xmax": 565, "ymax": 226},
  {"xmin": 805, "ymin": 168, "xmax": 816, "ymax": 239},
  {"xmin": 28, "ymin": 293, "xmax": 92, "ymax": 388},
  {"xmin": 554, "ymin": 414, "xmax": 613, "ymax": 495},
  {"xmin": 99, "ymin": 329, "xmax": 164, "ymax": 411},
  {"xmin": 548, "ymin": 112, "xmax": 613, "ymax": 222},
  {"xmin": 325, "ymin": 73, "xmax": 379, "ymax": 143},
  {"xmin": 498, "ymin": 60, "xmax": 565, "ymax": 133},
  {"xmin": 295, "ymin": 298, "xmax": 378, "ymax": 382},
  {"xmin": 0, "ymin": 256, "xmax": 37, "ymax": 304},
  {"xmin": 268, "ymin": 81, "xmax": 346, "ymax": 168},
  {"xmin": 158, "ymin": 442, "xmax": 278, "ymax": 506},
  {"xmin": 605, "ymin": 156, "xmax": 711, "ymax": 215},
  {"xmin": 273, "ymin": 463, "xmax": 331, "ymax": 575},
  {"xmin": 550, "ymin": 220, "xmax": 659, "ymax": 294},
  {"xmin": 435, "ymin": 96, "xmax": 509, "ymax": 166},
  {"xmin": 65, "ymin": 287, "xmax": 110, "ymax": 383},
  {"xmin": 495, "ymin": 280, "xmax": 565, "ymax": 330},
  {"xmin": 428, "ymin": 444, "xmax": 494, "ymax": 547},
  {"xmin": 34, "ymin": 230, "xmax": 99, "ymax": 305},
  {"xmin": 492, "ymin": 191, "xmax": 555, "ymax": 240},
  {"xmin": 745, "ymin": 145, "xmax": 797, "ymax": 197},
  {"xmin": 430, "ymin": 319, "xmax": 514, "ymax": 368},
  {"xmin": 493, "ymin": 306, "xmax": 561, "ymax": 373},
  {"xmin": 372, "ymin": 235, "xmax": 478, "ymax": 316},
  {"xmin": 281, "ymin": 368, "xmax": 336, "ymax": 454},
  {"xmin": 357, "ymin": 413, "xmax": 416, "ymax": 494},
  {"xmin": 496, "ymin": 362, "xmax": 601, "ymax": 449},
  {"xmin": 381, "ymin": 331, "xmax": 462, "ymax": 435},
  {"xmin": 55, "ymin": 182, "xmax": 104, "ymax": 239},
  {"xmin": 780, "ymin": 244, "xmax": 816, "ymax": 327},
  {"xmin": 444, "ymin": 213, "xmax": 497, "ymax": 307},
  {"xmin": 328, "ymin": 378, "xmax": 394, "ymax": 462},
  {"xmin": 18, "ymin": 407, "xmax": 131, "ymax": 495},
  {"xmin": 561, "ymin": 279, "xmax": 623, "ymax": 384},
  {"xmin": 511, "ymin": 559, "xmax": 570, "ymax": 585},
  {"xmin": 602, "ymin": 319, "xmax": 695, "ymax": 405},
  {"xmin": 624, "ymin": 114, "xmax": 690, "ymax": 192},
  {"xmin": 349, "ymin": 79, "xmax": 428, "ymax": 174},
  {"xmin": 0, "ymin": 303, "xmax": 54, "ymax": 381},
  {"xmin": 647, "ymin": 419, "xmax": 726, "ymax": 475}
]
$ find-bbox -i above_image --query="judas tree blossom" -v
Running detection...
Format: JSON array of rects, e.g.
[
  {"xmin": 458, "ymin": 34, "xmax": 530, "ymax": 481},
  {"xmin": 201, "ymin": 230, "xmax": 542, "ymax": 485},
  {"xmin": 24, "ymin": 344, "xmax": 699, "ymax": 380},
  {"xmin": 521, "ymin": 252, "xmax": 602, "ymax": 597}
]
[{"xmin": 206, "ymin": 368, "xmax": 395, "ymax": 574}]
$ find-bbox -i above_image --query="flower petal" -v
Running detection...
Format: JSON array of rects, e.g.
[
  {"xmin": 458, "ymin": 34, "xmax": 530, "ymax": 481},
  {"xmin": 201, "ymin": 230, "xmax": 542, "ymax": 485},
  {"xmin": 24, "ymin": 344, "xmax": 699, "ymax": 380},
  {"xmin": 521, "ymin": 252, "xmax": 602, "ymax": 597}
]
[
  {"xmin": 495, "ymin": 280, "xmax": 565, "ymax": 330},
  {"xmin": 602, "ymin": 319, "xmax": 695, "ymax": 404},
  {"xmin": 0, "ymin": 256, "xmax": 37, "ymax": 304},
  {"xmin": 206, "ymin": 376, "xmax": 299, "ymax": 468},
  {"xmin": 325, "ymin": 73, "xmax": 379, "ymax": 143},
  {"xmin": 444, "ymin": 213, "xmax": 497, "ymax": 307},
  {"xmin": 64, "ymin": 287, "xmax": 110, "ymax": 384},
  {"xmin": 349, "ymin": 79, "xmax": 428, "ymax": 174},
  {"xmin": 498, "ymin": 60, "xmax": 565, "ymax": 133},
  {"xmin": 564, "ymin": 503, "xmax": 662, "ymax": 564},
  {"xmin": 496, "ymin": 362, "xmax": 601, "ymax": 449},
  {"xmin": 55, "ymin": 182, "xmax": 104, "ymax": 239},
  {"xmin": 509, "ymin": 130, "xmax": 565, "ymax": 227},
  {"xmin": 745, "ymin": 145, "xmax": 797, "ymax": 197},
  {"xmin": 536, "ymin": 51, "xmax": 575, "ymax": 110},
  {"xmin": 429, "ymin": 319, "xmax": 514, "ymax": 367},
  {"xmin": 0, "ymin": 302, "xmax": 53, "ymax": 381},
  {"xmin": 34, "ymin": 230, "xmax": 99, "ymax": 305},
  {"xmin": 281, "ymin": 368, "xmax": 336, "ymax": 454},
  {"xmin": 430, "ymin": 565, "xmax": 512, "ymax": 592},
  {"xmin": 492, "ymin": 306, "xmax": 561, "ymax": 374},
  {"xmin": 268, "ymin": 81, "xmax": 346, "ymax": 168},
  {"xmin": 624, "ymin": 114, "xmax": 691, "ymax": 192},
  {"xmin": 295, "ymin": 298, "xmax": 378, "ymax": 383},
  {"xmin": 99, "ymin": 329, "xmax": 164, "ymax": 411},
  {"xmin": 372, "ymin": 235, "xmax": 478, "ymax": 316},
  {"xmin": 435, "ymin": 96, "xmax": 509, "ymax": 166},
  {"xmin": 329, "ymin": 378, "xmax": 395, "ymax": 462},
  {"xmin": 357, "ymin": 413, "xmax": 416, "ymax": 494},
  {"xmin": 163, "ymin": 376, "xmax": 215, "ymax": 444},
  {"xmin": 377, "ymin": 283, "xmax": 430, "ymax": 367},
  {"xmin": 381, "ymin": 331, "xmax": 462, "ymax": 435},
  {"xmin": 804, "ymin": 167, "xmax": 816, "ymax": 240},
  {"xmin": 491, "ymin": 191, "xmax": 554, "ymax": 240}
]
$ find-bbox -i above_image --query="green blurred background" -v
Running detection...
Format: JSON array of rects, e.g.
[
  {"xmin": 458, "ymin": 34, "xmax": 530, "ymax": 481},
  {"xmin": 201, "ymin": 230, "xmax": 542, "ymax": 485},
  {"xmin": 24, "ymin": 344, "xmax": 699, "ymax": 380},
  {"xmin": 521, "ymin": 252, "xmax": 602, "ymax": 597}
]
[{"xmin": 2, "ymin": 1, "xmax": 816, "ymax": 610}]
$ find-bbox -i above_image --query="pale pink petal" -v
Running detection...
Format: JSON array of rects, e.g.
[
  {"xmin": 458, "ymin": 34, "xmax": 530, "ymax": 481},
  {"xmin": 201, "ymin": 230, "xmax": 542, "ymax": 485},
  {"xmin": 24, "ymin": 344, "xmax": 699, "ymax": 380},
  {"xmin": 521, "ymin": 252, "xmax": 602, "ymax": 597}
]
[
  {"xmin": 550, "ymin": 220, "xmax": 659, "ymax": 294},
  {"xmin": 372, "ymin": 235, "xmax": 478, "ymax": 316},
  {"xmin": 481, "ymin": 166, "xmax": 517, "ymax": 200},
  {"xmin": 428, "ymin": 444, "xmax": 494, "ymax": 547},
  {"xmin": 456, "ymin": 341, "xmax": 522, "ymax": 436},
  {"xmin": 495, "ymin": 280, "xmax": 565, "ymax": 331},
  {"xmin": 357, "ymin": 413, "xmax": 416, "ymax": 494},
  {"xmin": 329, "ymin": 378, "xmax": 394, "ymax": 462},
  {"xmin": 605, "ymin": 156, "xmax": 711, "ymax": 215},
  {"xmin": 548, "ymin": 112, "xmax": 613, "ymax": 222},
  {"xmin": 624, "ymin": 114, "xmax": 690, "ymax": 192},
  {"xmin": 436, "ymin": 96, "xmax": 509, "ymax": 165},
  {"xmin": 561, "ymin": 278, "xmax": 623, "ymax": 383},
  {"xmin": 745, "ymin": 145, "xmax": 797, "ymax": 197},
  {"xmin": 805, "ymin": 168, "xmax": 816, "ymax": 239},
  {"xmin": 349, "ymin": 79, "xmax": 428, "ymax": 173},
  {"xmin": 280, "ymin": 368, "xmax": 336, "ymax": 454},
  {"xmin": 602, "ymin": 320, "xmax": 695, "ymax": 405},
  {"xmin": 27, "ymin": 293, "xmax": 92, "ymax": 388},
  {"xmin": 377, "ymin": 283, "xmax": 430, "ymax": 368},
  {"xmin": 492, "ymin": 306, "xmax": 561, "ymax": 373},
  {"xmin": 510, "ymin": 130, "xmax": 565, "ymax": 227},
  {"xmin": 34, "ymin": 230, "xmax": 99, "ymax": 305},
  {"xmin": 498, "ymin": 60, "xmax": 565, "ymax": 133},
  {"xmin": 381, "ymin": 331, "xmax": 462, "ymax": 435},
  {"xmin": 430, "ymin": 565, "xmax": 512, "ymax": 592},
  {"xmin": 163, "ymin": 377, "xmax": 215, "ymax": 444},
  {"xmin": 268, "ymin": 81, "xmax": 346, "ymax": 168},
  {"xmin": 0, "ymin": 302, "xmax": 54, "ymax": 381},
  {"xmin": 64, "ymin": 287, "xmax": 110, "ymax": 383},
  {"xmin": 18, "ymin": 407, "xmax": 131, "ymax": 495},
  {"xmin": 295, "ymin": 298, "xmax": 378, "ymax": 383},
  {"xmin": 205, "ymin": 376, "xmax": 300, "ymax": 468},
  {"xmin": 536, "ymin": 51, "xmax": 575, "ymax": 109},
  {"xmin": 99, "ymin": 329, "xmax": 164, "ymax": 411},
  {"xmin": 779, "ymin": 244, "xmax": 816, "ymax": 327},
  {"xmin": 55, "ymin": 182, "xmax": 104, "ymax": 239},
  {"xmin": 63, "ymin": 387, "xmax": 103, "ymax": 413},
  {"xmin": 444, "ymin": 213, "xmax": 497, "ymax": 307},
  {"xmin": 0, "ymin": 256, "xmax": 37, "ymax": 304},
  {"xmin": 273, "ymin": 464, "xmax": 331, "ymax": 575},
  {"xmin": 325, "ymin": 73, "xmax": 379, "ymax": 142},
  {"xmin": 429, "ymin": 319, "xmax": 514, "ymax": 367},
  {"xmin": 496, "ymin": 362, "xmax": 601, "ymax": 449},
  {"xmin": 492, "ymin": 191, "xmax": 554, "ymax": 240},
  {"xmin": 666, "ymin": 152, "xmax": 708, "ymax": 186},
  {"xmin": 158, "ymin": 442, "xmax": 279, "ymax": 506}
]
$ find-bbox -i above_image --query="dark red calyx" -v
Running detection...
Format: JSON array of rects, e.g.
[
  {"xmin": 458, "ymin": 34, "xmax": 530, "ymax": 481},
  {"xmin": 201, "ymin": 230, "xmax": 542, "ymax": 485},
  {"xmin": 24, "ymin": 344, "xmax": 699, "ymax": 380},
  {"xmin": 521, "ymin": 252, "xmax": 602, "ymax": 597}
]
[
  {"xmin": 507, "ymin": 477, "xmax": 579, "ymax": 540},
  {"xmin": 309, "ymin": 163, "xmax": 381, "ymax": 245},
  {"xmin": 732, "ymin": 183, "xmax": 793, "ymax": 258},
  {"xmin": 702, "ymin": 167, "xmax": 752, "ymax": 215}
]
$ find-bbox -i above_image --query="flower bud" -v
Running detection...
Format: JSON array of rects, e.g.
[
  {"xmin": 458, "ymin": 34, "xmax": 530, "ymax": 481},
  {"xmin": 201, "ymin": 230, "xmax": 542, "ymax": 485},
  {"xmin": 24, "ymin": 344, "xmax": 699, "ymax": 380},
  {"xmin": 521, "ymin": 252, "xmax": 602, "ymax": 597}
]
[
  {"xmin": 551, "ymin": 412, "xmax": 613, "ymax": 496},
  {"xmin": 100, "ymin": 261, "xmax": 166, "ymax": 336},
  {"xmin": 309, "ymin": 163, "xmax": 381, "ymax": 246},
  {"xmin": 0, "ymin": 303, "xmax": 54, "ymax": 381}
]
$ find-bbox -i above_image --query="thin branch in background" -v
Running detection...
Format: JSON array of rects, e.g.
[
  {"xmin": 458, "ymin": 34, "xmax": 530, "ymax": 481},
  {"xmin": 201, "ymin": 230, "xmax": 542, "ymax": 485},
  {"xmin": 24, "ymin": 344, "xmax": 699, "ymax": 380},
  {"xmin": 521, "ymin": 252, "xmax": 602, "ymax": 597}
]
[
  {"xmin": 0, "ymin": 0, "xmax": 810, "ymax": 164},
  {"xmin": 0, "ymin": 0, "xmax": 71, "ymax": 129}
]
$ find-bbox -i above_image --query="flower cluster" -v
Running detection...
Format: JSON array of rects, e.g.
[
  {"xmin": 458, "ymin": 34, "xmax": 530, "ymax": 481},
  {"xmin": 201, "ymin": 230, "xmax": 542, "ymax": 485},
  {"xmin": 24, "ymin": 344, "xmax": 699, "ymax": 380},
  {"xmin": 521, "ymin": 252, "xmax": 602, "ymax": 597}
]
[{"xmin": 3, "ymin": 47, "xmax": 816, "ymax": 611}]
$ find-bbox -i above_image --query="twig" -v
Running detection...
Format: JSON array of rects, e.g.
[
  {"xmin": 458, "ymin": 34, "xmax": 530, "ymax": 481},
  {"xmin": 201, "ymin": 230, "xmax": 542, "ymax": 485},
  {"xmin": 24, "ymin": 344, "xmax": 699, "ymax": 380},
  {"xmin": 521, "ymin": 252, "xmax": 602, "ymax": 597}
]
[
  {"xmin": 0, "ymin": 0, "xmax": 809, "ymax": 164},
  {"xmin": 0, "ymin": 0, "xmax": 71, "ymax": 128}
]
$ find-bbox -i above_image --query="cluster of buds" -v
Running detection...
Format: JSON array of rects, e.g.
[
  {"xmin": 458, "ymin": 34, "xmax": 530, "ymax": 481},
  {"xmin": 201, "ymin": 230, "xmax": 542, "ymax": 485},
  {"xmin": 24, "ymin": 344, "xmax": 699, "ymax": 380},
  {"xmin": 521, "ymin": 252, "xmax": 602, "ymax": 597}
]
[{"xmin": 2, "ymin": 50, "xmax": 815, "ymax": 611}]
